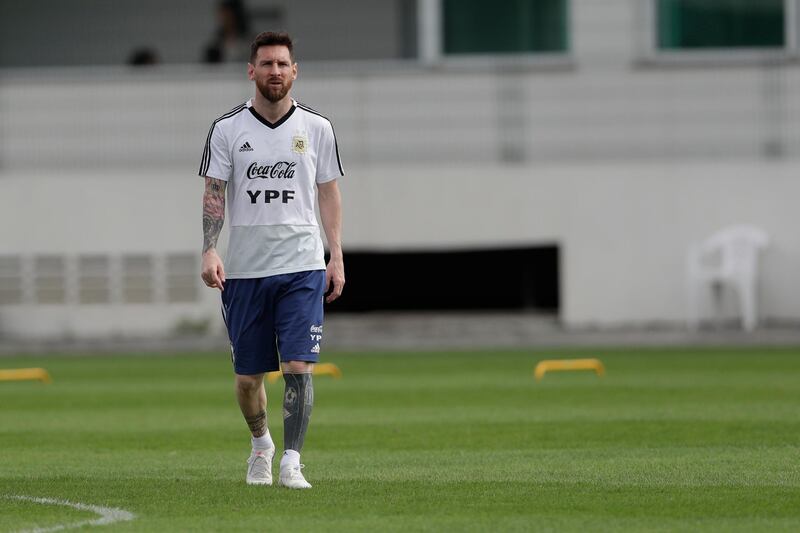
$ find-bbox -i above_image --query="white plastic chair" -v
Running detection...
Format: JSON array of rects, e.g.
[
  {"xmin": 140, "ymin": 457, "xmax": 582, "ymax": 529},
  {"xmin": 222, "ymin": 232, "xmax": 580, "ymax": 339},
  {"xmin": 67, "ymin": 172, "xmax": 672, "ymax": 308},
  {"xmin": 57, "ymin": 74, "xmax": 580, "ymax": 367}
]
[{"xmin": 686, "ymin": 225, "xmax": 769, "ymax": 331}]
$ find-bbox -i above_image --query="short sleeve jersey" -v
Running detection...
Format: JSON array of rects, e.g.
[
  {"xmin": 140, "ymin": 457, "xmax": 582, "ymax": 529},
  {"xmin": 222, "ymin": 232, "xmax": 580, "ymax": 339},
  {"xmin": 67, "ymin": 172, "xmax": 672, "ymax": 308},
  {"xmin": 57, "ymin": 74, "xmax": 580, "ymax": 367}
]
[{"xmin": 199, "ymin": 99, "xmax": 344, "ymax": 278}]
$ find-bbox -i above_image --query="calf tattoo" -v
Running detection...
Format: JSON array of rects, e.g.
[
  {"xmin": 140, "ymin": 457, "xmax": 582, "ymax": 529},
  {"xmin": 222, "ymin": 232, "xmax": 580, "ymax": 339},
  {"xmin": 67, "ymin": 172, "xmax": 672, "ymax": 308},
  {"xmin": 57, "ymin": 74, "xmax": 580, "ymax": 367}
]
[
  {"xmin": 245, "ymin": 410, "xmax": 267, "ymax": 438},
  {"xmin": 283, "ymin": 373, "xmax": 314, "ymax": 452}
]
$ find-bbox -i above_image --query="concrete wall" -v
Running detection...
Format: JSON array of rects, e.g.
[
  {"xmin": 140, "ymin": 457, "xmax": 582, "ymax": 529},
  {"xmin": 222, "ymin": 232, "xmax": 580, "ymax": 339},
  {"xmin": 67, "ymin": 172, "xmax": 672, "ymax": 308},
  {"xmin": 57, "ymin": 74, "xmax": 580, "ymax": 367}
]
[
  {"xmin": 1, "ymin": 0, "xmax": 799, "ymax": 338},
  {"xmin": 0, "ymin": 159, "xmax": 797, "ymax": 338}
]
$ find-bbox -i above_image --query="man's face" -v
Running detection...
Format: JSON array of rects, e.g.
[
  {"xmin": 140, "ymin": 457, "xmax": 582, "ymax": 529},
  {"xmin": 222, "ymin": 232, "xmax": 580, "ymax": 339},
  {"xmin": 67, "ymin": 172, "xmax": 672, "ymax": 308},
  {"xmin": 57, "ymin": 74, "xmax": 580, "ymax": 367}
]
[{"xmin": 248, "ymin": 46, "xmax": 297, "ymax": 103}]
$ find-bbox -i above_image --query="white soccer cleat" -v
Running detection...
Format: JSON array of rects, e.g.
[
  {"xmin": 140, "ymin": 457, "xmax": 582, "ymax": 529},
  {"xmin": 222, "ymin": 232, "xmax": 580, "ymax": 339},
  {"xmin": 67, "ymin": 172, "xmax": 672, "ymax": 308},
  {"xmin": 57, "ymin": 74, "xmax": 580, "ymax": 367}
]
[
  {"xmin": 246, "ymin": 447, "xmax": 275, "ymax": 486},
  {"xmin": 279, "ymin": 464, "xmax": 312, "ymax": 489}
]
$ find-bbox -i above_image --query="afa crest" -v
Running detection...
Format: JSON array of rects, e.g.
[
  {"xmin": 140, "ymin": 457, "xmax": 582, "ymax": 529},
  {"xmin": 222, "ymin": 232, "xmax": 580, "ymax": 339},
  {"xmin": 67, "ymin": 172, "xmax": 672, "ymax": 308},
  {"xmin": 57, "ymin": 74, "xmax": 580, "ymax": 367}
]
[{"xmin": 292, "ymin": 135, "xmax": 308, "ymax": 154}]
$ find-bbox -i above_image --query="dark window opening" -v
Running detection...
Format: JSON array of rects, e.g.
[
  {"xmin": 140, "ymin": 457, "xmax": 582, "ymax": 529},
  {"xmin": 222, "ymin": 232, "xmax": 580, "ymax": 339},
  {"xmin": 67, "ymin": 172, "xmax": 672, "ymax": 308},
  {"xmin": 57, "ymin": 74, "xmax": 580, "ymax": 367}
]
[
  {"xmin": 443, "ymin": 0, "xmax": 568, "ymax": 55},
  {"xmin": 326, "ymin": 245, "xmax": 559, "ymax": 313},
  {"xmin": 657, "ymin": 0, "xmax": 785, "ymax": 50}
]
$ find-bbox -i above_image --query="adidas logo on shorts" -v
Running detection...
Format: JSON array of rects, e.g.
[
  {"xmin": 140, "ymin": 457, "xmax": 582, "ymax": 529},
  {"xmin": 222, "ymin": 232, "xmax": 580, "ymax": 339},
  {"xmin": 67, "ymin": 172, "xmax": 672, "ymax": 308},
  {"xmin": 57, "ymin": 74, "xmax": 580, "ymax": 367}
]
[
  {"xmin": 239, "ymin": 141, "xmax": 254, "ymax": 152},
  {"xmin": 311, "ymin": 343, "xmax": 320, "ymax": 354}
]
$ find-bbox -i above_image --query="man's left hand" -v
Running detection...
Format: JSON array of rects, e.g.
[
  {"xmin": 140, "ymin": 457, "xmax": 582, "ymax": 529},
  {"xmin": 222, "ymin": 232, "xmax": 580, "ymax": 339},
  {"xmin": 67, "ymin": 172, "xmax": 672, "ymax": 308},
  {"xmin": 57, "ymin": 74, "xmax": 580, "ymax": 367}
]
[{"xmin": 325, "ymin": 257, "xmax": 345, "ymax": 303}]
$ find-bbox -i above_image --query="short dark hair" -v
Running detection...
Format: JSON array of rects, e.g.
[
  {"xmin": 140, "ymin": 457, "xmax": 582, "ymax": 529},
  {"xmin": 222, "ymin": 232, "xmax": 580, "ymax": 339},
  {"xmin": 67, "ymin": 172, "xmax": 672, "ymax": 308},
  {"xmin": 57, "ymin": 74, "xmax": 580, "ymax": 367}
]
[{"xmin": 249, "ymin": 31, "xmax": 294, "ymax": 63}]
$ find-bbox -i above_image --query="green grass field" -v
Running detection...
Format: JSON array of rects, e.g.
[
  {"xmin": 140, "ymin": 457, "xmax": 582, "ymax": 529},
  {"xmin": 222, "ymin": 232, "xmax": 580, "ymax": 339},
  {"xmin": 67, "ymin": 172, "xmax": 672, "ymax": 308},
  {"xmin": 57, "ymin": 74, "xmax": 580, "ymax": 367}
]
[{"xmin": 2, "ymin": 348, "xmax": 800, "ymax": 532}]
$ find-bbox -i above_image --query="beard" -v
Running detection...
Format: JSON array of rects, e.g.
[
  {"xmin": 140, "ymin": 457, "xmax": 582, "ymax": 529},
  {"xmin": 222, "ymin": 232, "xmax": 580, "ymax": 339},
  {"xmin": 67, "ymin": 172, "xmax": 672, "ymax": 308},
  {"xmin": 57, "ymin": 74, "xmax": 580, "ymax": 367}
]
[{"xmin": 257, "ymin": 77, "xmax": 293, "ymax": 103}]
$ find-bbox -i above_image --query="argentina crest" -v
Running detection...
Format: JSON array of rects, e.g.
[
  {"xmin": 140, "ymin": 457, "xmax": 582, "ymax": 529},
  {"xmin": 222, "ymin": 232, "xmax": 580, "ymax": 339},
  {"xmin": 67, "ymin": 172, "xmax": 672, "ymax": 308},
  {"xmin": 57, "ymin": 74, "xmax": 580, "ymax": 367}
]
[{"xmin": 292, "ymin": 133, "xmax": 308, "ymax": 154}]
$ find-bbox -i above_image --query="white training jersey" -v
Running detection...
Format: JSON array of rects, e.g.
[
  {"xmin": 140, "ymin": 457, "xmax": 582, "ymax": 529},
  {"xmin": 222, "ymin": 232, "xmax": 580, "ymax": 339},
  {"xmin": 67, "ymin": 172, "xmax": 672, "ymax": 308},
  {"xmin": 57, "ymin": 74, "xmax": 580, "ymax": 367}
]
[{"xmin": 199, "ymin": 99, "xmax": 344, "ymax": 278}]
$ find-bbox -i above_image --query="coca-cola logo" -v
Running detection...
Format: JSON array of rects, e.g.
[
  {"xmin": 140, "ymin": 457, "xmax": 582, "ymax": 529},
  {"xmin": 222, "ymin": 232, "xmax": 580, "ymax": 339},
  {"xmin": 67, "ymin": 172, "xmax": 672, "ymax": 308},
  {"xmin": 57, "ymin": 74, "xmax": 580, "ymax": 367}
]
[{"xmin": 247, "ymin": 161, "xmax": 296, "ymax": 180}]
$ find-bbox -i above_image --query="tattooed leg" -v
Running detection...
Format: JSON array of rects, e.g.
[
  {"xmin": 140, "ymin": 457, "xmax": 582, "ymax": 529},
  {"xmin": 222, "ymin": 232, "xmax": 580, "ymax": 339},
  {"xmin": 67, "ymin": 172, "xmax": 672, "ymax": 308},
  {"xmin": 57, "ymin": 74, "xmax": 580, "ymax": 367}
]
[
  {"xmin": 235, "ymin": 373, "xmax": 269, "ymax": 438},
  {"xmin": 237, "ymin": 374, "xmax": 274, "ymax": 486},
  {"xmin": 244, "ymin": 410, "xmax": 267, "ymax": 437},
  {"xmin": 282, "ymin": 372, "xmax": 313, "ymax": 453}
]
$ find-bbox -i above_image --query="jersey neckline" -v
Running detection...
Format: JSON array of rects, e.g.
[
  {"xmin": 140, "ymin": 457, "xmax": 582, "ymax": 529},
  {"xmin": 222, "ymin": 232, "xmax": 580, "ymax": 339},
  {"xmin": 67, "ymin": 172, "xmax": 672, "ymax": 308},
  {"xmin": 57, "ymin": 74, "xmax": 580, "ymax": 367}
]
[{"xmin": 247, "ymin": 99, "xmax": 296, "ymax": 129}]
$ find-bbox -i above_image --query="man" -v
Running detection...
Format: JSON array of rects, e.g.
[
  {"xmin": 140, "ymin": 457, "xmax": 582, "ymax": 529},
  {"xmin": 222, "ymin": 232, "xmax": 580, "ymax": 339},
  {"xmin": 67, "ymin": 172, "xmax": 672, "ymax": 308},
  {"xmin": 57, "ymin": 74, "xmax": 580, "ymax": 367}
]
[{"xmin": 199, "ymin": 31, "xmax": 344, "ymax": 489}]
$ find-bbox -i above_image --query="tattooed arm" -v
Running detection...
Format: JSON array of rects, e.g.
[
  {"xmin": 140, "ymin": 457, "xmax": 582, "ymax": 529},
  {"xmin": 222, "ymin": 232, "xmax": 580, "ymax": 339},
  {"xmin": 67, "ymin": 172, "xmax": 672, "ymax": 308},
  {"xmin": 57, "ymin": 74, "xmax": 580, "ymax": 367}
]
[{"xmin": 201, "ymin": 177, "xmax": 227, "ymax": 291}]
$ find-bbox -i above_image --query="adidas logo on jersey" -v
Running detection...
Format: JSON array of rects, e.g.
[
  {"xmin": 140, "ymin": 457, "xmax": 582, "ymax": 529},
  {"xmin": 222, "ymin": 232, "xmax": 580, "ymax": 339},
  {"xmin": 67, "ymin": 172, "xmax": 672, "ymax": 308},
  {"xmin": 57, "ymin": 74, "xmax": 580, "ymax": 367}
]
[{"xmin": 239, "ymin": 142, "xmax": 254, "ymax": 152}]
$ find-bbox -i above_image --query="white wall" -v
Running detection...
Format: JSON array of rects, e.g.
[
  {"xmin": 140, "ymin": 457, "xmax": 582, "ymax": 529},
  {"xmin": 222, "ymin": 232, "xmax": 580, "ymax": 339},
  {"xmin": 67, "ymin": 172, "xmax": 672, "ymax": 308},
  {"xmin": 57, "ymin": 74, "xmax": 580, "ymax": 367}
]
[{"xmin": 0, "ymin": 159, "xmax": 797, "ymax": 337}]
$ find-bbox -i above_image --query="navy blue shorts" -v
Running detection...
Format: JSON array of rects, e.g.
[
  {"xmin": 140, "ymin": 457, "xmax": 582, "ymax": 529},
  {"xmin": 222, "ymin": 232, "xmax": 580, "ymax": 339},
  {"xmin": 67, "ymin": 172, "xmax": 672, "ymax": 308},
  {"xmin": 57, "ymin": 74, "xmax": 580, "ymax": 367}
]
[{"xmin": 221, "ymin": 270, "xmax": 325, "ymax": 375}]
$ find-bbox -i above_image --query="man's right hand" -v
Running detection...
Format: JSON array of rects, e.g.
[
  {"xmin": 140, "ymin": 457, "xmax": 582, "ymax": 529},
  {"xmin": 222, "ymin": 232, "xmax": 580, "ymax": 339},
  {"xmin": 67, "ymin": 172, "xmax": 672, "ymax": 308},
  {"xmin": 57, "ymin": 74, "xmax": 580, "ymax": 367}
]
[{"xmin": 201, "ymin": 249, "xmax": 226, "ymax": 291}]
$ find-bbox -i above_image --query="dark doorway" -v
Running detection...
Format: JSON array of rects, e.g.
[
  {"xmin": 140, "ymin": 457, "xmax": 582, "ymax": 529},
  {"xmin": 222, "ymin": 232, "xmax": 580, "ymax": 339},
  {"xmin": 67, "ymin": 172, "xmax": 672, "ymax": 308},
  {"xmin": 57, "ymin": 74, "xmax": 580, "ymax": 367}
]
[{"xmin": 326, "ymin": 245, "xmax": 559, "ymax": 313}]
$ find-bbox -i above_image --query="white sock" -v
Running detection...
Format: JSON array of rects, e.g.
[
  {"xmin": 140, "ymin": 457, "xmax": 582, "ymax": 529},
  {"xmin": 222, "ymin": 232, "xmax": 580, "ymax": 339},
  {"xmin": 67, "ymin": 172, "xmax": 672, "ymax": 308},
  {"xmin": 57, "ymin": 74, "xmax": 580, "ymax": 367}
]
[
  {"xmin": 251, "ymin": 430, "xmax": 274, "ymax": 451},
  {"xmin": 281, "ymin": 449, "xmax": 300, "ymax": 469}
]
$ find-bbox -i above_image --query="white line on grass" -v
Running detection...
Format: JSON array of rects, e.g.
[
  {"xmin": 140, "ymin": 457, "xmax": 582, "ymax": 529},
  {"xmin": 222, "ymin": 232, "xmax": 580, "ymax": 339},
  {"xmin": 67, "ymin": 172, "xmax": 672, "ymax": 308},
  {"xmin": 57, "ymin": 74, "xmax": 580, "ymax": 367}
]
[{"xmin": 4, "ymin": 495, "xmax": 136, "ymax": 532}]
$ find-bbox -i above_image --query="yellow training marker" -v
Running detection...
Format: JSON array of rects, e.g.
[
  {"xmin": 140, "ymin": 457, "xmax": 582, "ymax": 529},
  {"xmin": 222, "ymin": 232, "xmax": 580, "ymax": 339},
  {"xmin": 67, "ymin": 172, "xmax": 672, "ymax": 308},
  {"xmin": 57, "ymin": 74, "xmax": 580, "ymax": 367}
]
[
  {"xmin": 534, "ymin": 358, "xmax": 605, "ymax": 381},
  {"xmin": 267, "ymin": 363, "xmax": 342, "ymax": 383},
  {"xmin": 0, "ymin": 367, "xmax": 53, "ymax": 384}
]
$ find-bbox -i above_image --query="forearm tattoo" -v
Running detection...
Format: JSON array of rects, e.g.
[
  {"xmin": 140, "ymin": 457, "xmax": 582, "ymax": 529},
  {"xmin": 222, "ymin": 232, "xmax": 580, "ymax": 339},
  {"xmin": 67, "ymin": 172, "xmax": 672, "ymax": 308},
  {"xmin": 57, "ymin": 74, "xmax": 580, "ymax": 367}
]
[
  {"xmin": 202, "ymin": 178, "xmax": 226, "ymax": 253},
  {"xmin": 245, "ymin": 410, "xmax": 267, "ymax": 438}
]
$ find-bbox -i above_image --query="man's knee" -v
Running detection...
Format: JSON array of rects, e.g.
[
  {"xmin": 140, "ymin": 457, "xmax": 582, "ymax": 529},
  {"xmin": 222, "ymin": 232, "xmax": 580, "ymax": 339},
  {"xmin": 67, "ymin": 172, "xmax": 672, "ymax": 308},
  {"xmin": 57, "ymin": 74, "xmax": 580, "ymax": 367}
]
[
  {"xmin": 281, "ymin": 361, "xmax": 314, "ymax": 374},
  {"xmin": 235, "ymin": 373, "xmax": 264, "ymax": 394}
]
